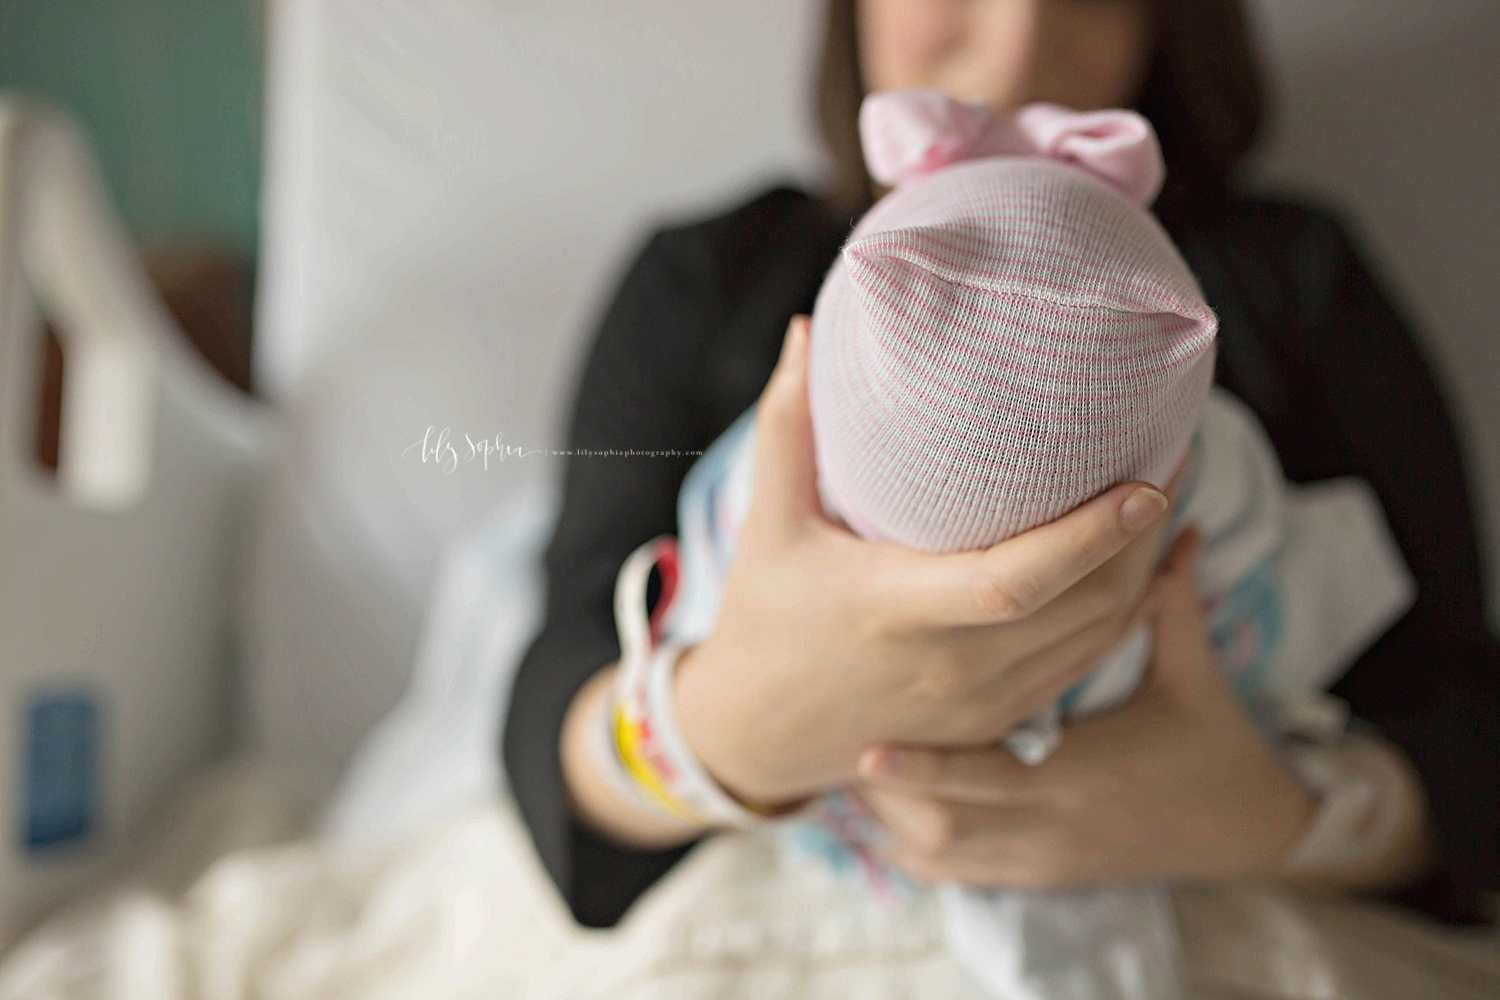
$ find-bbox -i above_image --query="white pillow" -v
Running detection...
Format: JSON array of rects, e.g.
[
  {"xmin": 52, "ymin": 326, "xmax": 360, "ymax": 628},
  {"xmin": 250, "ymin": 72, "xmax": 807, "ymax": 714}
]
[{"xmin": 322, "ymin": 478, "xmax": 554, "ymax": 847}]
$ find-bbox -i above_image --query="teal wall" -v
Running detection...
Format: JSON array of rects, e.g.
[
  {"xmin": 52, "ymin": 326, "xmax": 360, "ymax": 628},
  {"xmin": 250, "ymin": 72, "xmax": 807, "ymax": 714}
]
[{"xmin": 0, "ymin": 0, "xmax": 263, "ymax": 252}]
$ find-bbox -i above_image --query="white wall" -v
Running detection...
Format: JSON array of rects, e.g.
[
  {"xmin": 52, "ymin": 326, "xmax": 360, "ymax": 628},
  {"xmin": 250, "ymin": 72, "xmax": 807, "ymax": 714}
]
[{"xmin": 1248, "ymin": 0, "xmax": 1500, "ymax": 626}]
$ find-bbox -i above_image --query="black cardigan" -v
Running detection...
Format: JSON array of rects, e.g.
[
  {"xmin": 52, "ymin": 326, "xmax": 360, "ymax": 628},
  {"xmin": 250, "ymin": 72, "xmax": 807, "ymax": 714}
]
[{"xmin": 503, "ymin": 185, "xmax": 1500, "ymax": 929}]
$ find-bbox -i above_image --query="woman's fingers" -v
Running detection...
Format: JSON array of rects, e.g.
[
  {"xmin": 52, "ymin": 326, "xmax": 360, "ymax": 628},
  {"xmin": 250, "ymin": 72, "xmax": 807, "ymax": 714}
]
[
  {"xmin": 860, "ymin": 786, "xmax": 1029, "ymax": 851},
  {"xmin": 1145, "ymin": 528, "xmax": 1217, "ymax": 700},
  {"xmin": 858, "ymin": 584, "xmax": 1159, "ymax": 790},
  {"xmin": 858, "ymin": 744, "xmax": 1043, "ymax": 805},
  {"xmin": 746, "ymin": 316, "xmax": 823, "ymax": 543},
  {"xmin": 883, "ymin": 846, "xmax": 1047, "ymax": 889},
  {"xmin": 879, "ymin": 482, "xmax": 1169, "ymax": 630},
  {"xmin": 894, "ymin": 587, "xmax": 1156, "ymax": 747},
  {"xmin": 971, "ymin": 581, "xmax": 1160, "ymax": 727},
  {"xmin": 881, "ymin": 849, "xmax": 1001, "ymax": 887},
  {"xmin": 858, "ymin": 786, "xmax": 1056, "ymax": 886}
]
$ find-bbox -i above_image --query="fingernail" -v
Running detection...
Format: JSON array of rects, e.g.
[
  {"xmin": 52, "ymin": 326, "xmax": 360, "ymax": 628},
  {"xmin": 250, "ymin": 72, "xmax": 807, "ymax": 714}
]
[{"xmin": 1120, "ymin": 487, "xmax": 1168, "ymax": 533}]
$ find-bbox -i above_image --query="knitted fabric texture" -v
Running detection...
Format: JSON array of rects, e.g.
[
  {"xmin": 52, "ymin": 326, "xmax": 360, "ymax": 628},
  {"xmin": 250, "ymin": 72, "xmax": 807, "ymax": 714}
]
[{"xmin": 809, "ymin": 91, "xmax": 1219, "ymax": 552}]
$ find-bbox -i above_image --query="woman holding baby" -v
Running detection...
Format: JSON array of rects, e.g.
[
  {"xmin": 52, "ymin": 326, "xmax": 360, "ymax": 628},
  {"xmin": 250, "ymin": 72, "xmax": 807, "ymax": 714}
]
[{"xmin": 503, "ymin": 0, "xmax": 1499, "ymax": 986}]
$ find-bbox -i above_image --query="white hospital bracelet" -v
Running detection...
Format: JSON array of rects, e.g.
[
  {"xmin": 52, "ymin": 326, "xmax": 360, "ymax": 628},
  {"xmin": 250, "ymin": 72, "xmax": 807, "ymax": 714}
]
[
  {"xmin": 1281, "ymin": 737, "xmax": 1407, "ymax": 875},
  {"xmin": 611, "ymin": 538, "xmax": 771, "ymax": 831},
  {"xmin": 585, "ymin": 676, "xmax": 699, "ymax": 830}
]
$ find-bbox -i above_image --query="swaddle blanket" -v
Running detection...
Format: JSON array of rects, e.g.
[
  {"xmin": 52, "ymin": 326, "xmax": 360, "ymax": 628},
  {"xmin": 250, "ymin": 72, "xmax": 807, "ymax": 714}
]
[
  {"xmin": 665, "ymin": 390, "xmax": 1414, "ymax": 999},
  {"xmin": 658, "ymin": 92, "xmax": 1417, "ymax": 1000}
]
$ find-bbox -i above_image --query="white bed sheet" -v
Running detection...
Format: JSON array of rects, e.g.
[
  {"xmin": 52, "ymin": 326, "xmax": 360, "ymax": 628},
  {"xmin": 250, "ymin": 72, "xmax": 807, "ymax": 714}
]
[{"xmin": 4, "ymin": 783, "xmax": 1498, "ymax": 1000}]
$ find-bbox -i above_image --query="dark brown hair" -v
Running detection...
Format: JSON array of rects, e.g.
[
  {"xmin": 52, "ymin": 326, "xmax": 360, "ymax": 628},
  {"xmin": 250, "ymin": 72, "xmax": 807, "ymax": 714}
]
[{"xmin": 816, "ymin": 0, "xmax": 1266, "ymax": 227}]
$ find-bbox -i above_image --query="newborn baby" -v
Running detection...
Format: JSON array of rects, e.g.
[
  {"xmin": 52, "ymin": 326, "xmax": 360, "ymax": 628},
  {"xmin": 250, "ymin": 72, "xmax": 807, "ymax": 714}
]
[
  {"xmin": 623, "ymin": 91, "xmax": 1415, "ymax": 1000},
  {"xmin": 675, "ymin": 93, "xmax": 1217, "ymax": 771}
]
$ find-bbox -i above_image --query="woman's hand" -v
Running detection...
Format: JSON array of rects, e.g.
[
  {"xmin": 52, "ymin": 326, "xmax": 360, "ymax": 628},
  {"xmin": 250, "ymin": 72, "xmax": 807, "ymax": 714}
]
[
  {"xmin": 672, "ymin": 316, "xmax": 1173, "ymax": 808},
  {"xmin": 855, "ymin": 529, "xmax": 1325, "ymax": 887}
]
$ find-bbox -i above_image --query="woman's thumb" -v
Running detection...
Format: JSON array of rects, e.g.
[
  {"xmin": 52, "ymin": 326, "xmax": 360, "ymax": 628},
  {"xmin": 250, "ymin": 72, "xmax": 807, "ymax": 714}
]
[{"xmin": 748, "ymin": 316, "xmax": 821, "ymax": 539}]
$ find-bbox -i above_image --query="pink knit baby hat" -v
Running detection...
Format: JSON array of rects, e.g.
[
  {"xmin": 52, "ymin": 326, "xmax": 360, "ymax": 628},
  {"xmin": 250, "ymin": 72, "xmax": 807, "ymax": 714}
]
[{"xmin": 808, "ymin": 90, "xmax": 1218, "ymax": 553}]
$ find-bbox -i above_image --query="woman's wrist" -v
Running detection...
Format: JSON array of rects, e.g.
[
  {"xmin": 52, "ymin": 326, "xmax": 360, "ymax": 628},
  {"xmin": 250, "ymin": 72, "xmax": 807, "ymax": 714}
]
[
  {"xmin": 1249, "ymin": 759, "xmax": 1321, "ymax": 877},
  {"xmin": 673, "ymin": 642, "xmax": 812, "ymax": 815}
]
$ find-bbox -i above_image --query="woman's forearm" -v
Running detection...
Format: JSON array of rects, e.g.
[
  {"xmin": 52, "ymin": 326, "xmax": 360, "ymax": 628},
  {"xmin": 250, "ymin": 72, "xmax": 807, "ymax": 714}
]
[{"xmin": 560, "ymin": 664, "xmax": 710, "ymax": 849}]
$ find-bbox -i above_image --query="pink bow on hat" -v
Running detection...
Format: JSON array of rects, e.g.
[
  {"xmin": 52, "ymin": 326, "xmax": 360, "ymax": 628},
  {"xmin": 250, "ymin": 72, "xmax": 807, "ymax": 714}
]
[{"xmin": 860, "ymin": 89, "xmax": 1166, "ymax": 206}]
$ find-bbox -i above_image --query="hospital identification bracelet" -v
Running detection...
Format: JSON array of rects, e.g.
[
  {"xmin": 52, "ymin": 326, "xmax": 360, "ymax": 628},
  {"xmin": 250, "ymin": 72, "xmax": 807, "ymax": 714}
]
[
  {"xmin": 599, "ymin": 536, "xmax": 772, "ymax": 831},
  {"xmin": 1281, "ymin": 731, "xmax": 1408, "ymax": 876}
]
